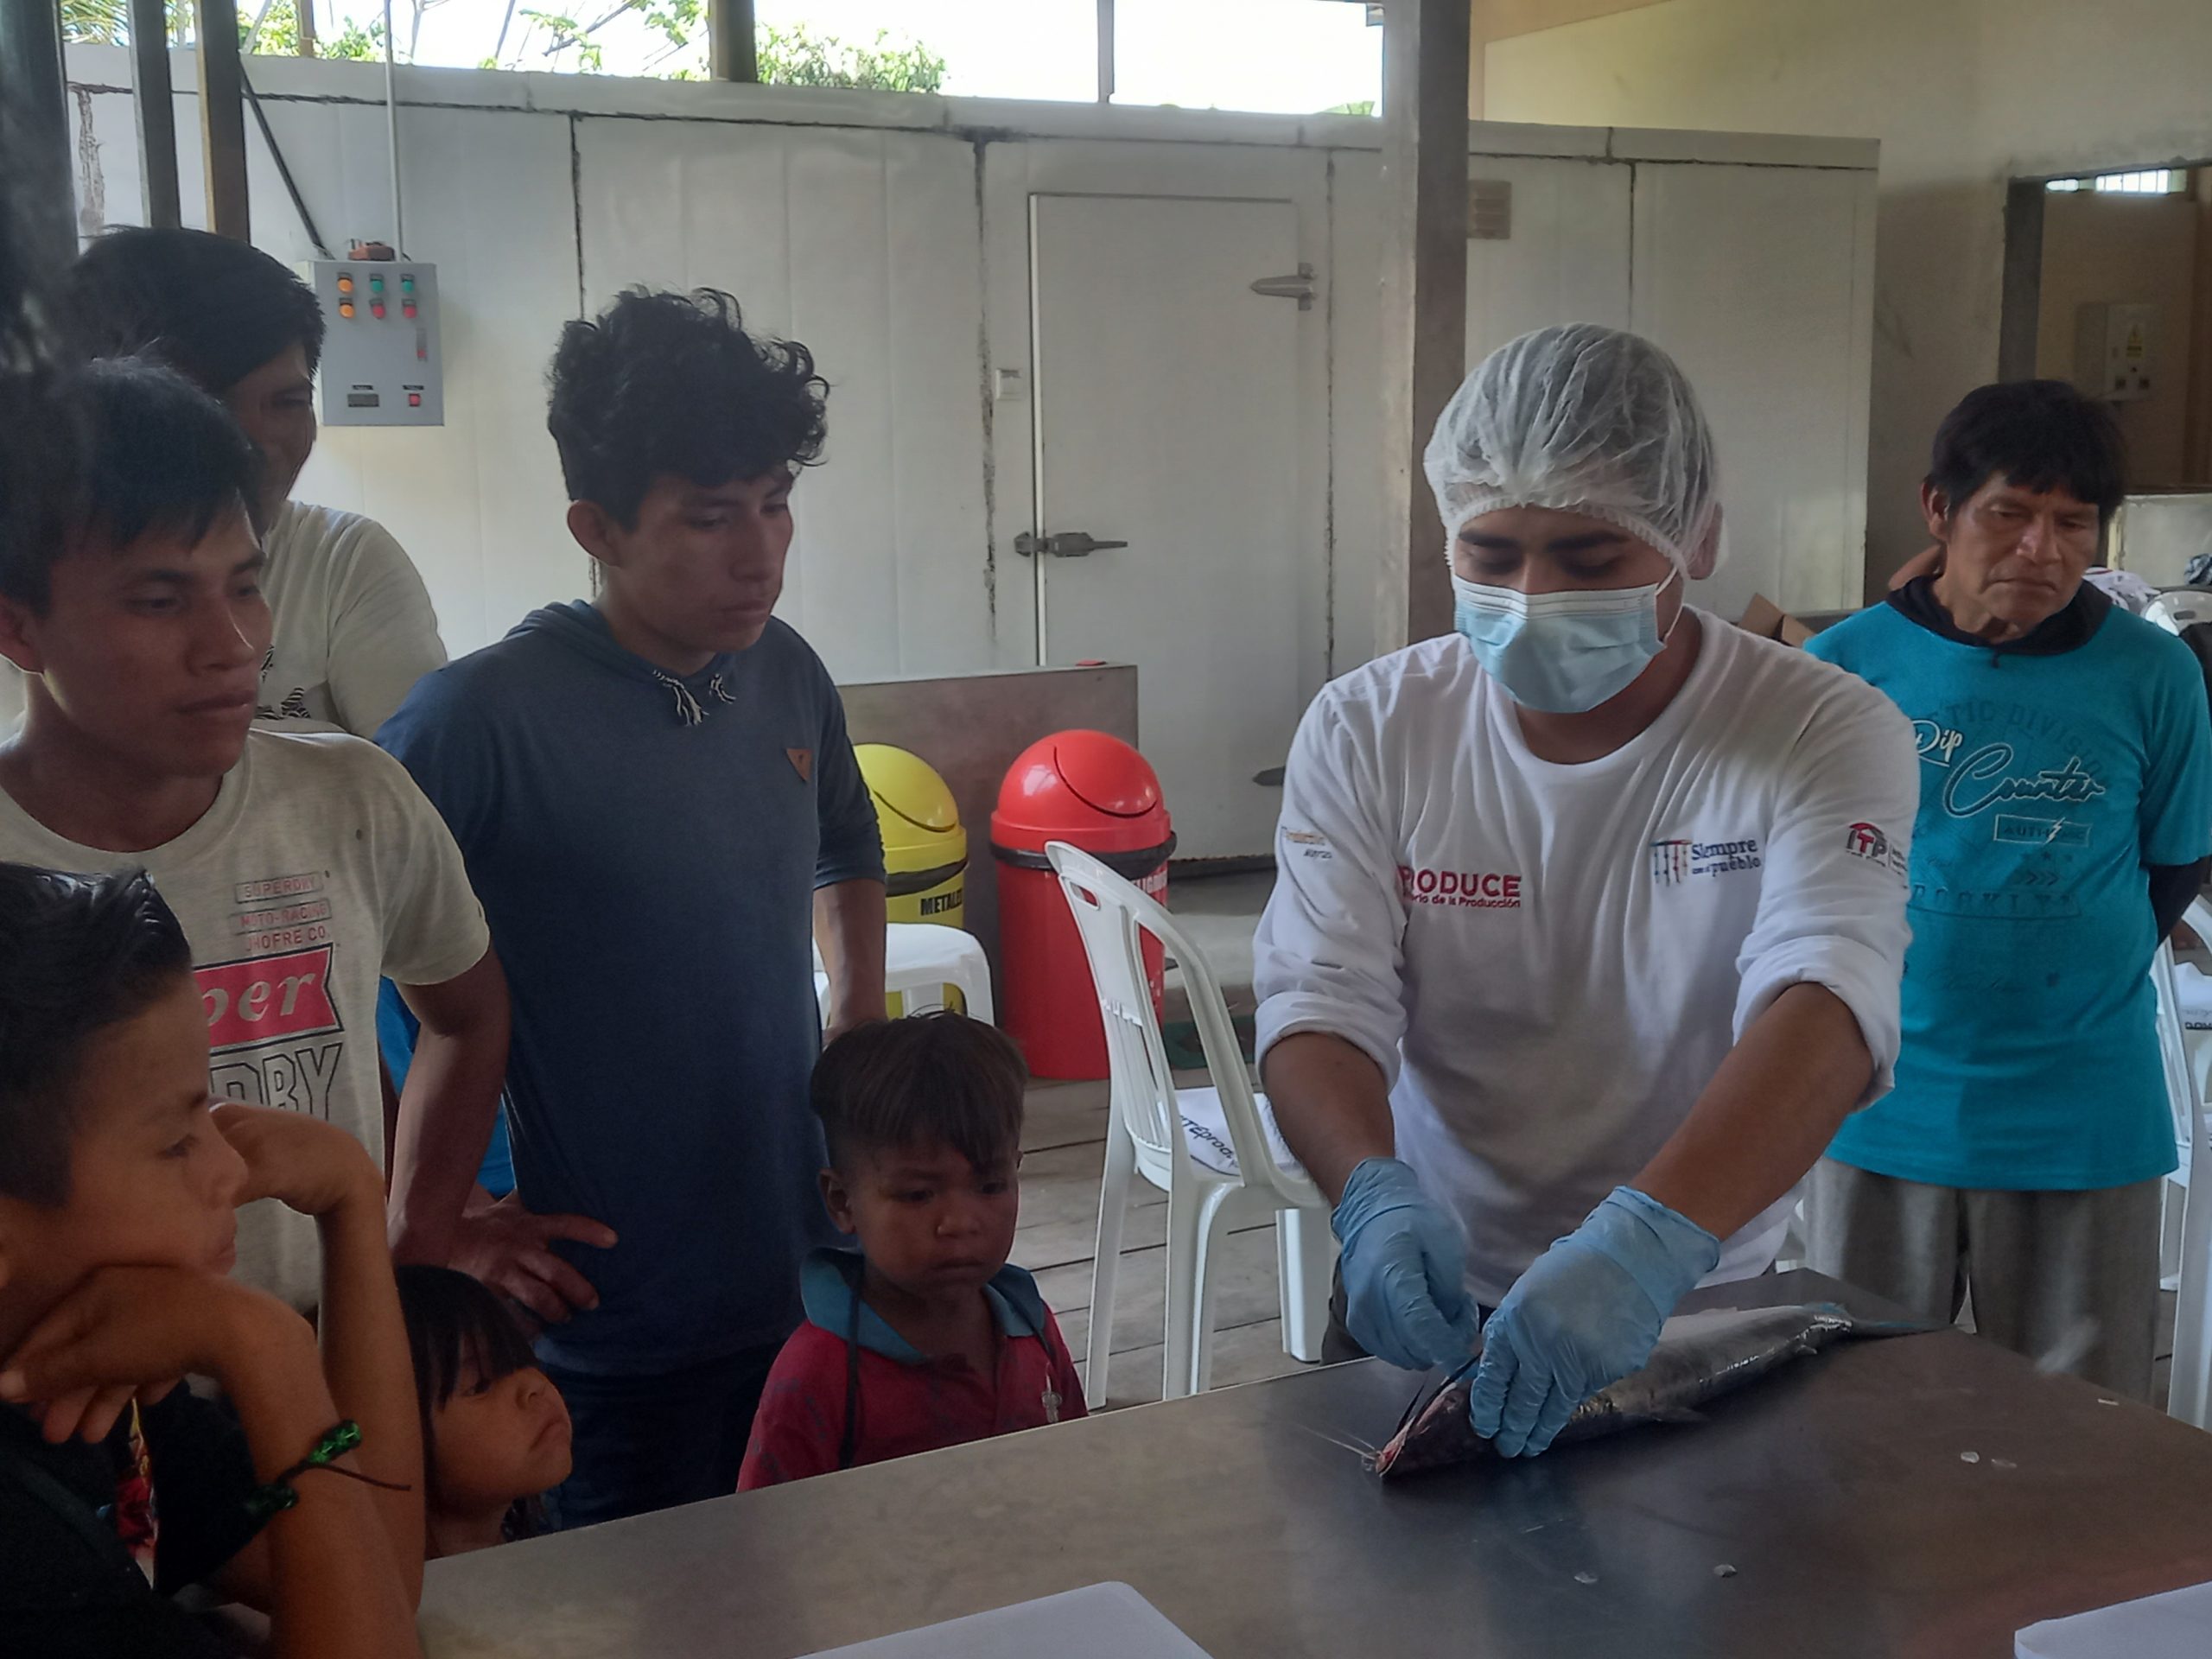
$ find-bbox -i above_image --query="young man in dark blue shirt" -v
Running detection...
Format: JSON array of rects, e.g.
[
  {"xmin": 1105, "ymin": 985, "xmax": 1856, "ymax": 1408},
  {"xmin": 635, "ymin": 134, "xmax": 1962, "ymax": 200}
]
[{"xmin": 378, "ymin": 289, "xmax": 887, "ymax": 1526}]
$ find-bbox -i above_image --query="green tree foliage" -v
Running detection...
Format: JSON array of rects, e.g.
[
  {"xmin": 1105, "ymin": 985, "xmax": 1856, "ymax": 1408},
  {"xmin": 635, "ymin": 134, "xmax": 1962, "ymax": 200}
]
[
  {"xmin": 61, "ymin": 0, "xmax": 359, "ymax": 56},
  {"xmin": 59, "ymin": 0, "xmax": 189, "ymax": 44},
  {"xmin": 325, "ymin": 18, "xmax": 381, "ymax": 60},
  {"xmin": 756, "ymin": 22, "xmax": 945, "ymax": 93},
  {"xmin": 61, "ymin": 0, "xmax": 948, "ymax": 90}
]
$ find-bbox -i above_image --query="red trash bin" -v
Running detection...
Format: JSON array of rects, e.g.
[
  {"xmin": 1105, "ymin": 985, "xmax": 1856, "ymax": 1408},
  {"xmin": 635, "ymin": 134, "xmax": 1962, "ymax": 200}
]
[{"xmin": 991, "ymin": 731, "xmax": 1175, "ymax": 1081}]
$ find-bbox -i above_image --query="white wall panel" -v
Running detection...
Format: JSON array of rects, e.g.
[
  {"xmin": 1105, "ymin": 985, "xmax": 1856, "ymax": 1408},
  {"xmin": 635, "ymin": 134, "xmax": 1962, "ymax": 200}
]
[
  {"xmin": 575, "ymin": 120, "xmax": 992, "ymax": 683},
  {"xmin": 1464, "ymin": 156, "xmax": 1631, "ymax": 358},
  {"xmin": 1630, "ymin": 162, "xmax": 1876, "ymax": 616},
  {"xmin": 60, "ymin": 44, "xmax": 1876, "ymax": 709},
  {"xmin": 1328, "ymin": 151, "xmax": 1633, "ymax": 671},
  {"xmin": 278, "ymin": 104, "xmax": 581, "ymax": 654},
  {"xmin": 67, "ymin": 81, "xmax": 581, "ymax": 656}
]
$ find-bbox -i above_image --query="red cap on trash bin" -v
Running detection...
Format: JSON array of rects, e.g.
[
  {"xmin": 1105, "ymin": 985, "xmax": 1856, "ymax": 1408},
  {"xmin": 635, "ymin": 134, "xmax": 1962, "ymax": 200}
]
[{"xmin": 990, "ymin": 730, "xmax": 1173, "ymax": 858}]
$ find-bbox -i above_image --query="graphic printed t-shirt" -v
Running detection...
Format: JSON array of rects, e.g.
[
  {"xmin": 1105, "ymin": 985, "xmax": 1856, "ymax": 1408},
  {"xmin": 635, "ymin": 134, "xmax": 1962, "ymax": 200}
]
[
  {"xmin": 0, "ymin": 731, "xmax": 489, "ymax": 1308},
  {"xmin": 1253, "ymin": 614, "xmax": 1921, "ymax": 1305},
  {"xmin": 1807, "ymin": 600, "xmax": 2212, "ymax": 1188}
]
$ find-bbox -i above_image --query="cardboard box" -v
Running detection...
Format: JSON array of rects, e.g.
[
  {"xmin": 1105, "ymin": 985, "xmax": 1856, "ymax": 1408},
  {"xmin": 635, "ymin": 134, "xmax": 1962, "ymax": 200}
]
[{"xmin": 1737, "ymin": 594, "xmax": 1815, "ymax": 648}]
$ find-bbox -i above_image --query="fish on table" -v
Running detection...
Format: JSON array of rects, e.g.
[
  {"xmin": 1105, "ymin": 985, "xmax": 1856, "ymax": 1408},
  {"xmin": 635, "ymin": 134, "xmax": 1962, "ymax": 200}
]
[{"xmin": 1370, "ymin": 1301, "xmax": 1919, "ymax": 1480}]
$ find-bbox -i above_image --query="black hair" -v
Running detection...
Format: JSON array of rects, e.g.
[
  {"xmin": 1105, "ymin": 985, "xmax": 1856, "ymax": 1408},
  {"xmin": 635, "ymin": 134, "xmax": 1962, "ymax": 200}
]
[
  {"xmin": 63, "ymin": 226, "xmax": 326, "ymax": 391},
  {"xmin": 0, "ymin": 864, "xmax": 194, "ymax": 1206},
  {"xmin": 812, "ymin": 1012, "xmax": 1027, "ymax": 1174},
  {"xmin": 395, "ymin": 1265, "xmax": 551, "ymax": 1544},
  {"xmin": 0, "ymin": 356, "xmax": 262, "ymax": 612},
  {"xmin": 1928, "ymin": 379, "xmax": 2127, "ymax": 525},
  {"xmin": 545, "ymin": 288, "xmax": 829, "ymax": 529}
]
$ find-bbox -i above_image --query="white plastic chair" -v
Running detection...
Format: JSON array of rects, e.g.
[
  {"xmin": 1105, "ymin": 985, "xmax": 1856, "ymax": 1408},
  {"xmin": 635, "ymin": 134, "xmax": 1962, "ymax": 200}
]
[
  {"xmin": 2158, "ymin": 902, "xmax": 2212, "ymax": 1427},
  {"xmin": 1045, "ymin": 840, "xmax": 1336, "ymax": 1404},
  {"xmin": 813, "ymin": 923, "xmax": 995, "ymax": 1026}
]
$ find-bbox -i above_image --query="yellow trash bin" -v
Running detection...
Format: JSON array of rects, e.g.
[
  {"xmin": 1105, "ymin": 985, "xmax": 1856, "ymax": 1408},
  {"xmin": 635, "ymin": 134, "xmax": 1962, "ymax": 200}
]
[{"xmin": 855, "ymin": 745, "xmax": 969, "ymax": 1015}]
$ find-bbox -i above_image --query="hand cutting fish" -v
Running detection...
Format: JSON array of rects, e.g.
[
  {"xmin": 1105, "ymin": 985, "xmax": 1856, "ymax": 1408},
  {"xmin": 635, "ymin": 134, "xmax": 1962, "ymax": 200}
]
[{"xmin": 1369, "ymin": 1302, "xmax": 1920, "ymax": 1479}]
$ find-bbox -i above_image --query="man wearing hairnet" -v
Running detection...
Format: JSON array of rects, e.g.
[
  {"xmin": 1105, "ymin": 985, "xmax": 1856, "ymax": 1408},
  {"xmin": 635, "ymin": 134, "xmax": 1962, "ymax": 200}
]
[{"xmin": 1255, "ymin": 324, "xmax": 1919, "ymax": 1456}]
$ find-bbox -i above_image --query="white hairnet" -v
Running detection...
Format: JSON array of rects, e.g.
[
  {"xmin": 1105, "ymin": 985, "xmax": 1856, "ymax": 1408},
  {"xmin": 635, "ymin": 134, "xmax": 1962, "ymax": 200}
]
[{"xmin": 1423, "ymin": 323, "xmax": 1722, "ymax": 580}]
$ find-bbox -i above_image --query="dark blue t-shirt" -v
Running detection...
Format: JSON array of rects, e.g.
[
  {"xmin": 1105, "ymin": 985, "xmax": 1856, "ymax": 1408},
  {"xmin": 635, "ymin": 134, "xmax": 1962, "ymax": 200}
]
[{"xmin": 378, "ymin": 602, "xmax": 884, "ymax": 1374}]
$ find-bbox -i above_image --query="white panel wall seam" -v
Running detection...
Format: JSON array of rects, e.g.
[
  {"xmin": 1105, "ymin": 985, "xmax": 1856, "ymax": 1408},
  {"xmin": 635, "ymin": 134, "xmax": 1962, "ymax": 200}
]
[
  {"xmin": 567, "ymin": 114, "xmax": 586, "ymax": 319},
  {"xmin": 969, "ymin": 137, "xmax": 1001, "ymax": 651},
  {"xmin": 879, "ymin": 142, "xmax": 904, "ymax": 673}
]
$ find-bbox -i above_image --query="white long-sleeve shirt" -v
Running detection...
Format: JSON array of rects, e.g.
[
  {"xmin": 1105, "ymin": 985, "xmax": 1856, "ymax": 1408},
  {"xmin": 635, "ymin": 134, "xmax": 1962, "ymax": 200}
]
[{"xmin": 1255, "ymin": 612, "xmax": 1919, "ymax": 1304}]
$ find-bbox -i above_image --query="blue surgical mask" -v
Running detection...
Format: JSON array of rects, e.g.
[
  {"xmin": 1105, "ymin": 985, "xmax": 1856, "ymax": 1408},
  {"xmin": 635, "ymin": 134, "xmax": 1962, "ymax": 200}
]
[{"xmin": 1451, "ymin": 568, "xmax": 1682, "ymax": 714}]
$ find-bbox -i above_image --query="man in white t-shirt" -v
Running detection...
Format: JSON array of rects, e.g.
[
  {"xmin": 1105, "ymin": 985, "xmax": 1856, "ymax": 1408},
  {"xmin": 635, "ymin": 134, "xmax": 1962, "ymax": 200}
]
[
  {"xmin": 0, "ymin": 357, "xmax": 511, "ymax": 1312},
  {"xmin": 0, "ymin": 226, "xmax": 447, "ymax": 738},
  {"xmin": 1256, "ymin": 324, "xmax": 1919, "ymax": 1457}
]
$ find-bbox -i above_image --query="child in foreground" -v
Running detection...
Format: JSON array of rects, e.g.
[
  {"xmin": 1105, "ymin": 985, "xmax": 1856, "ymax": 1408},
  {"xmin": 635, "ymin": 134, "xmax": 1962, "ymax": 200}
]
[
  {"xmin": 737, "ymin": 1014, "xmax": 1085, "ymax": 1489},
  {"xmin": 0, "ymin": 864, "xmax": 423, "ymax": 1659},
  {"xmin": 397, "ymin": 1265, "xmax": 572, "ymax": 1557}
]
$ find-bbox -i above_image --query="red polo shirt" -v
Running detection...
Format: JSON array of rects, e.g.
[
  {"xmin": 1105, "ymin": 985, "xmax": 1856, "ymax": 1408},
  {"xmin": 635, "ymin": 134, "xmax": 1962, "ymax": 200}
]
[{"xmin": 738, "ymin": 1249, "xmax": 1089, "ymax": 1491}]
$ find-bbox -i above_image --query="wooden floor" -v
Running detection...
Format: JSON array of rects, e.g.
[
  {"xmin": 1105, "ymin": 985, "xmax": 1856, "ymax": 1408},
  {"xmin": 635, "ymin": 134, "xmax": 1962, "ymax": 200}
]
[{"xmin": 1015, "ymin": 1075, "xmax": 1317, "ymax": 1411}]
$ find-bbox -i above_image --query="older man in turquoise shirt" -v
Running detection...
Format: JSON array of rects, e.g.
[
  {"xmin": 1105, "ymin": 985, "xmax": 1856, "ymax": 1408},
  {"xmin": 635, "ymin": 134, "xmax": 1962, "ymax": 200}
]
[{"xmin": 1805, "ymin": 380, "xmax": 2212, "ymax": 1397}]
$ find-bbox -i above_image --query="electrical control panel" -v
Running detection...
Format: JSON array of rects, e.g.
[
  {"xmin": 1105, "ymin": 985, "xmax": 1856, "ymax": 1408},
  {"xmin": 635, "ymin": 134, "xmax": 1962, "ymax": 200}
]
[
  {"xmin": 300, "ymin": 258, "xmax": 444, "ymax": 426},
  {"xmin": 2075, "ymin": 301, "xmax": 2157, "ymax": 404}
]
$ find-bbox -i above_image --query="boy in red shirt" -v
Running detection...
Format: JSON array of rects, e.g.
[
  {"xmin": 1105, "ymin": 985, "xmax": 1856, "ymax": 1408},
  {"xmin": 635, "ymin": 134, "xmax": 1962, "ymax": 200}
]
[{"xmin": 738, "ymin": 1014, "xmax": 1084, "ymax": 1488}]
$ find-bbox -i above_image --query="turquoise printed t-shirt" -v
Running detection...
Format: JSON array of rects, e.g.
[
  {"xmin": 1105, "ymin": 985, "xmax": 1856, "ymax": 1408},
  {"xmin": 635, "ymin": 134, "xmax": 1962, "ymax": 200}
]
[{"xmin": 1806, "ymin": 600, "xmax": 2212, "ymax": 1189}]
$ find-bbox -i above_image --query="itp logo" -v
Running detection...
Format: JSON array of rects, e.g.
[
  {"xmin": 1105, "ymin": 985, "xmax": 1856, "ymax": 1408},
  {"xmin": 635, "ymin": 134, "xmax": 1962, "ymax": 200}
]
[
  {"xmin": 1844, "ymin": 821, "xmax": 1909, "ymax": 880},
  {"xmin": 1649, "ymin": 840, "xmax": 1693, "ymax": 885}
]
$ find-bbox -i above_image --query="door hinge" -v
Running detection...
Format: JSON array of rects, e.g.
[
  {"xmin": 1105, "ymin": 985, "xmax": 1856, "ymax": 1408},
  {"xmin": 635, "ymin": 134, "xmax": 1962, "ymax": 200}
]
[
  {"xmin": 1014, "ymin": 530, "xmax": 1130, "ymax": 559},
  {"xmin": 1249, "ymin": 264, "xmax": 1317, "ymax": 309}
]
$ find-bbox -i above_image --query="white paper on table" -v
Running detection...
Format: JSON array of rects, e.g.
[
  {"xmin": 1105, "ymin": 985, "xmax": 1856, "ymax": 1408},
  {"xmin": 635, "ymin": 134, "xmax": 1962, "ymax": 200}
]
[
  {"xmin": 797, "ymin": 1582, "xmax": 1213, "ymax": 1659},
  {"xmin": 2016, "ymin": 1577, "xmax": 2212, "ymax": 1657}
]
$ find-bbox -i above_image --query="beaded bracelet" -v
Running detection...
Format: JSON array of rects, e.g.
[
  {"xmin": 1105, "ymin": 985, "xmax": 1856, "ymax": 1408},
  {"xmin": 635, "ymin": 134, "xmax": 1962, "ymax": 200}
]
[{"xmin": 244, "ymin": 1421, "xmax": 412, "ymax": 1521}]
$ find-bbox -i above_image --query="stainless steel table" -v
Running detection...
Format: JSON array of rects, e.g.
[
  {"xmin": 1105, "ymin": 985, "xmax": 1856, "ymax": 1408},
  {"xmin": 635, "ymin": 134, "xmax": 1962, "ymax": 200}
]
[{"xmin": 420, "ymin": 1273, "xmax": 2212, "ymax": 1657}]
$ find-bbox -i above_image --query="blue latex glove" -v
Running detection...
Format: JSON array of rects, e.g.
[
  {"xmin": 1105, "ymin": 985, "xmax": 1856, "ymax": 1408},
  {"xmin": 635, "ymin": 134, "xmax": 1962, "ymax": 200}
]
[
  {"xmin": 1468, "ymin": 1186, "xmax": 1719, "ymax": 1458},
  {"xmin": 1331, "ymin": 1157, "xmax": 1481, "ymax": 1370}
]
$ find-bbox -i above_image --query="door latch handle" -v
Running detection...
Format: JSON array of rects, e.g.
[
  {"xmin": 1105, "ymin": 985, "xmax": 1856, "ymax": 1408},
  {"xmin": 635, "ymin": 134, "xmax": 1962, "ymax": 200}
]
[
  {"xmin": 1014, "ymin": 531, "xmax": 1129, "ymax": 559},
  {"xmin": 1249, "ymin": 264, "xmax": 1316, "ymax": 309}
]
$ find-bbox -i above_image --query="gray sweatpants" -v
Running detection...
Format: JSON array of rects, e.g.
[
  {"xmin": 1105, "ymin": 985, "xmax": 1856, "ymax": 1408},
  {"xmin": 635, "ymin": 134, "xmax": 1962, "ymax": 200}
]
[{"xmin": 1805, "ymin": 1157, "xmax": 2164, "ymax": 1400}]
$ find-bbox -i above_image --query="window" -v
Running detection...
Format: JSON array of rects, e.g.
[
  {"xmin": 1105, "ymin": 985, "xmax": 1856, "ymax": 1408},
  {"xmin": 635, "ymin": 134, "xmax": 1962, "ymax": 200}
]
[
  {"xmin": 69, "ymin": 0, "xmax": 1377, "ymax": 102},
  {"xmin": 2047, "ymin": 168, "xmax": 2190, "ymax": 195},
  {"xmin": 1114, "ymin": 0, "xmax": 1381, "ymax": 115},
  {"xmin": 754, "ymin": 0, "xmax": 1096, "ymax": 101}
]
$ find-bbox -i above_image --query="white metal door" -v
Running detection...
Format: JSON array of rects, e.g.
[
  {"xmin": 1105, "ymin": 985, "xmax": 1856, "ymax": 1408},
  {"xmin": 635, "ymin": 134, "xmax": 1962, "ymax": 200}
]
[
  {"xmin": 1629, "ymin": 162, "xmax": 1876, "ymax": 617},
  {"xmin": 1028, "ymin": 194, "xmax": 1304, "ymax": 861}
]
